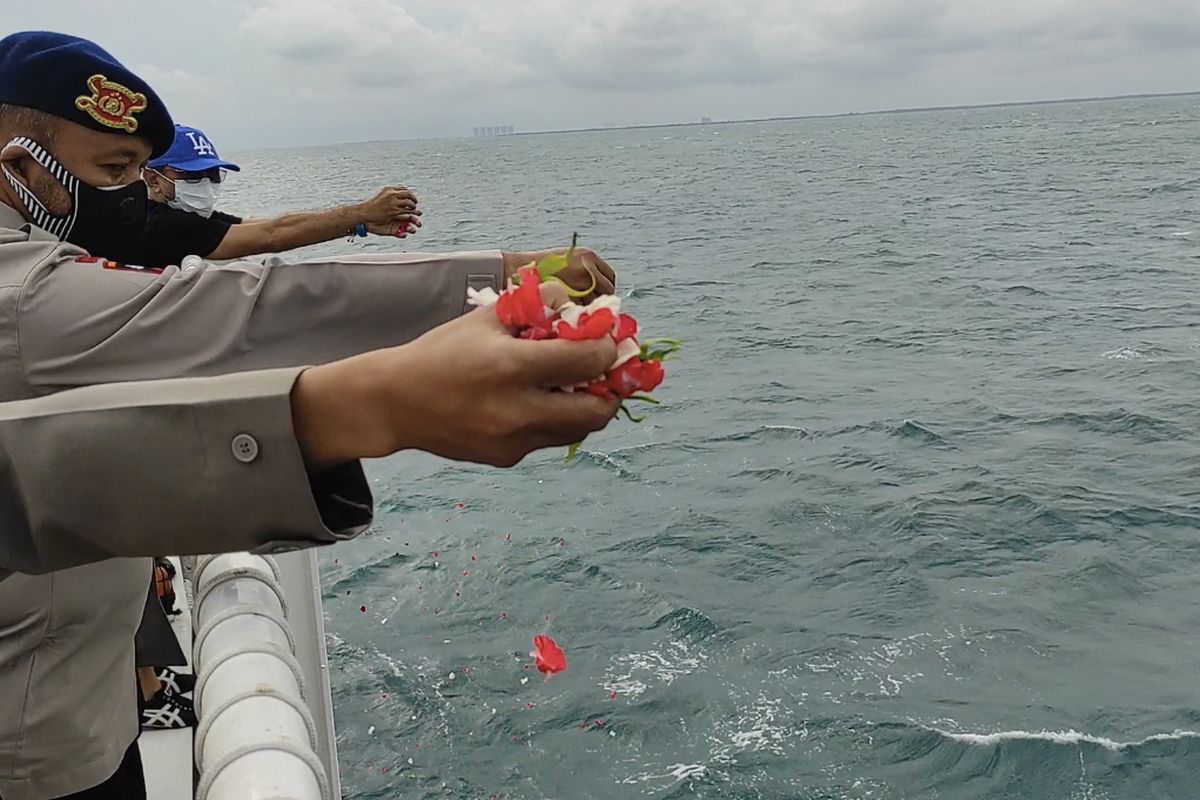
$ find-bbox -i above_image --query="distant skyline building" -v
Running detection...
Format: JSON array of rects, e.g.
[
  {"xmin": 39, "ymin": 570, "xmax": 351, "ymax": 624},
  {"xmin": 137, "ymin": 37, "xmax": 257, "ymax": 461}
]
[{"xmin": 472, "ymin": 124, "xmax": 515, "ymax": 137}]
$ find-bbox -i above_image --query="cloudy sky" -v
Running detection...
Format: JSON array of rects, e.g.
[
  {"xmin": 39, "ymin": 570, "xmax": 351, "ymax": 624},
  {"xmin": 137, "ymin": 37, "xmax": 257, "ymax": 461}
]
[{"xmin": 8, "ymin": 0, "xmax": 1198, "ymax": 147}]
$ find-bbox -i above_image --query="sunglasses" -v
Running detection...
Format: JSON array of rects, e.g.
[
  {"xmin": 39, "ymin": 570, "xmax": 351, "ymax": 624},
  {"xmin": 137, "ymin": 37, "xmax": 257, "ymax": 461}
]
[{"xmin": 158, "ymin": 167, "xmax": 228, "ymax": 184}]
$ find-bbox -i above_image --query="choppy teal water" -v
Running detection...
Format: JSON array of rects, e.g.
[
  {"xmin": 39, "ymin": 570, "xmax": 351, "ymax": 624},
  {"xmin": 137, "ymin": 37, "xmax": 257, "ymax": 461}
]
[{"xmin": 227, "ymin": 95, "xmax": 1200, "ymax": 799}]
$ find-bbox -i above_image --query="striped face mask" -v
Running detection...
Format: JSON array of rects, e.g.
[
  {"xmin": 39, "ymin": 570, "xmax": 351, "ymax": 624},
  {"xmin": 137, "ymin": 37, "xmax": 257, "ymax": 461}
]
[{"xmin": 1, "ymin": 136, "xmax": 147, "ymax": 257}]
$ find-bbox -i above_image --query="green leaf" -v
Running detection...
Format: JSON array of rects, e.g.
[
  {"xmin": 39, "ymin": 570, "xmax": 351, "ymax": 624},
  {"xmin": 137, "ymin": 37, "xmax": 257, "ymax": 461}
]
[
  {"xmin": 618, "ymin": 403, "xmax": 645, "ymax": 423},
  {"xmin": 535, "ymin": 232, "xmax": 580, "ymax": 281},
  {"xmin": 639, "ymin": 337, "xmax": 683, "ymax": 361},
  {"xmin": 535, "ymin": 253, "xmax": 570, "ymax": 278},
  {"xmin": 546, "ymin": 272, "xmax": 596, "ymax": 299},
  {"xmin": 565, "ymin": 440, "xmax": 583, "ymax": 462}
]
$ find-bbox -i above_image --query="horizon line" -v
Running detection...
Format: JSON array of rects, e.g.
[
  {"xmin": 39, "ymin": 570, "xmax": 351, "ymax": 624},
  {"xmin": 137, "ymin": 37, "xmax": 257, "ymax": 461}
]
[
  {"xmin": 504, "ymin": 89, "xmax": 1200, "ymax": 138},
  {"xmin": 231, "ymin": 89, "xmax": 1199, "ymax": 151}
]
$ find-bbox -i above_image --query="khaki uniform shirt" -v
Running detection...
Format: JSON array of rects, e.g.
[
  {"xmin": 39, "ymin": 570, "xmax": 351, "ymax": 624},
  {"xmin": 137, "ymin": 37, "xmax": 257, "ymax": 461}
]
[{"xmin": 0, "ymin": 203, "xmax": 501, "ymax": 800}]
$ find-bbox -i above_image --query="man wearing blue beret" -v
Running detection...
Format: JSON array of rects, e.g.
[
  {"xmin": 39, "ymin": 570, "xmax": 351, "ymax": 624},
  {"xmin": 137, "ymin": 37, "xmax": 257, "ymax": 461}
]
[
  {"xmin": 0, "ymin": 30, "xmax": 620, "ymax": 800},
  {"xmin": 121, "ymin": 122, "xmax": 423, "ymax": 268}
]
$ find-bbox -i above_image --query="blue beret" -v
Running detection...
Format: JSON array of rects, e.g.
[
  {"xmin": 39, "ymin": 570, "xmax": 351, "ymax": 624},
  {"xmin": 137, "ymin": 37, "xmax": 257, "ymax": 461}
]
[{"xmin": 0, "ymin": 31, "xmax": 175, "ymax": 158}]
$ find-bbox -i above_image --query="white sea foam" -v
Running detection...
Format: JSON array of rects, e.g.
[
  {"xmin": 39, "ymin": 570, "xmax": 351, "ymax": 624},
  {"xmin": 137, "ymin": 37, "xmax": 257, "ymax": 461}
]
[
  {"xmin": 602, "ymin": 641, "xmax": 708, "ymax": 698},
  {"xmin": 935, "ymin": 727, "xmax": 1200, "ymax": 751},
  {"xmin": 1102, "ymin": 346, "xmax": 1146, "ymax": 361},
  {"xmin": 619, "ymin": 762, "xmax": 708, "ymax": 785}
]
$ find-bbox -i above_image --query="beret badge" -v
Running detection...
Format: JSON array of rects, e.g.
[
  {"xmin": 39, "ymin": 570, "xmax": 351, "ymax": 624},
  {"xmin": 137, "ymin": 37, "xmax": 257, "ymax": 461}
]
[{"xmin": 74, "ymin": 74, "xmax": 147, "ymax": 133}]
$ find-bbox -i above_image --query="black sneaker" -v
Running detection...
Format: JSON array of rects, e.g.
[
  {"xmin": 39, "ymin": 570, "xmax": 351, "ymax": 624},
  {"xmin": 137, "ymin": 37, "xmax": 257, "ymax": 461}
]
[
  {"xmin": 154, "ymin": 666, "xmax": 196, "ymax": 697},
  {"xmin": 141, "ymin": 685, "xmax": 197, "ymax": 730}
]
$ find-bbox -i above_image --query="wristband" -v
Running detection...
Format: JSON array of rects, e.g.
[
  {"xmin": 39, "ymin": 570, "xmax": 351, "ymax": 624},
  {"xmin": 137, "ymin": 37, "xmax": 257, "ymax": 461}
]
[{"xmin": 354, "ymin": 223, "xmax": 367, "ymax": 237}]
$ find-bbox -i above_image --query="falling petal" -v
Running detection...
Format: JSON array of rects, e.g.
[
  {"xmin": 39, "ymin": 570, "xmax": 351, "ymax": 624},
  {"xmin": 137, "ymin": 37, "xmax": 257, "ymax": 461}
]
[{"xmin": 531, "ymin": 634, "xmax": 567, "ymax": 675}]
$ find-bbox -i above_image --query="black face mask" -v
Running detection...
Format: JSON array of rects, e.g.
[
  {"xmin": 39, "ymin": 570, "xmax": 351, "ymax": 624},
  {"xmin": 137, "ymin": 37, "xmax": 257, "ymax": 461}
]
[{"xmin": 2, "ymin": 136, "xmax": 147, "ymax": 257}]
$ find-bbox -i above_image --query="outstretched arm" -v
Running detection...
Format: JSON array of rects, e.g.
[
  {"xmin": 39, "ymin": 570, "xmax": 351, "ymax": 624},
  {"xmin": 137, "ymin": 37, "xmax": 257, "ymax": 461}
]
[{"xmin": 207, "ymin": 186, "xmax": 422, "ymax": 259}]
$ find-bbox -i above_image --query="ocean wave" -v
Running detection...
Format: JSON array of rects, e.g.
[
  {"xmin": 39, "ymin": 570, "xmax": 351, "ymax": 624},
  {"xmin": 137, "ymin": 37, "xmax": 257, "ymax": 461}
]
[
  {"xmin": 932, "ymin": 727, "xmax": 1200, "ymax": 751},
  {"xmin": 893, "ymin": 419, "xmax": 951, "ymax": 446},
  {"xmin": 1003, "ymin": 409, "xmax": 1182, "ymax": 440},
  {"xmin": 1002, "ymin": 284, "xmax": 1048, "ymax": 296}
]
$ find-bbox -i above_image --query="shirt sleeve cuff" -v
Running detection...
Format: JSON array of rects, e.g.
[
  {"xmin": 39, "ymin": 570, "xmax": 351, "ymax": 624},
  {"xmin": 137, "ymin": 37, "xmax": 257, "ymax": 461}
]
[
  {"xmin": 0, "ymin": 366, "xmax": 374, "ymax": 574},
  {"xmin": 193, "ymin": 367, "xmax": 375, "ymax": 553}
]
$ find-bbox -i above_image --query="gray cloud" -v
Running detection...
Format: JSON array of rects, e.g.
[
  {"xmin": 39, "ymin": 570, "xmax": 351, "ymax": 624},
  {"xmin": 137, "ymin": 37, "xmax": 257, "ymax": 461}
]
[{"xmin": 1, "ymin": 0, "xmax": 1196, "ymax": 145}]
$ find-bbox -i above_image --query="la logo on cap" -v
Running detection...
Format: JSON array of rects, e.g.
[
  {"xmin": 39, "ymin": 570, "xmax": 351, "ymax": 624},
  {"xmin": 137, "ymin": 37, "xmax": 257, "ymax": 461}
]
[{"xmin": 185, "ymin": 130, "xmax": 215, "ymax": 157}]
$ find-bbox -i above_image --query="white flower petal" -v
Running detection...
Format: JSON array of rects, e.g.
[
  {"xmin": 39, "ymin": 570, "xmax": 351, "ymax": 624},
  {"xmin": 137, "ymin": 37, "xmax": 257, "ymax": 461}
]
[
  {"xmin": 612, "ymin": 337, "xmax": 641, "ymax": 369},
  {"xmin": 586, "ymin": 295, "xmax": 622, "ymax": 316},
  {"xmin": 557, "ymin": 302, "xmax": 584, "ymax": 327},
  {"xmin": 466, "ymin": 286, "xmax": 500, "ymax": 307}
]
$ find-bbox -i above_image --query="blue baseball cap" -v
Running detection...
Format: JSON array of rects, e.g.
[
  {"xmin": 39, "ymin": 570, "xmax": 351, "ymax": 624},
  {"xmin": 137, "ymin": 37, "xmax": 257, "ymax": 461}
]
[
  {"xmin": 0, "ymin": 31, "xmax": 175, "ymax": 157},
  {"xmin": 147, "ymin": 124, "xmax": 240, "ymax": 173}
]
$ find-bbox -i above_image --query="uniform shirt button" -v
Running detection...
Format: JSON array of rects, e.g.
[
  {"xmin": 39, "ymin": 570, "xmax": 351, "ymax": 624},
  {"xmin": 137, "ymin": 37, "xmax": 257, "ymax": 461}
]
[{"xmin": 231, "ymin": 433, "xmax": 259, "ymax": 463}]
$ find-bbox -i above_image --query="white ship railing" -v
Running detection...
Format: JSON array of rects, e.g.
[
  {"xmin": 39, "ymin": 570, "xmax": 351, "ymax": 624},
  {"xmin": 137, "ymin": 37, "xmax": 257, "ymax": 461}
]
[{"xmin": 192, "ymin": 551, "xmax": 340, "ymax": 800}]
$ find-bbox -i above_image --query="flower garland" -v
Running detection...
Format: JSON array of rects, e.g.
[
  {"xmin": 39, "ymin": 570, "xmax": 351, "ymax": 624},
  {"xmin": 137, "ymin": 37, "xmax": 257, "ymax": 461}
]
[{"xmin": 468, "ymin": 235, "xmax": 680, "ymax": 460}]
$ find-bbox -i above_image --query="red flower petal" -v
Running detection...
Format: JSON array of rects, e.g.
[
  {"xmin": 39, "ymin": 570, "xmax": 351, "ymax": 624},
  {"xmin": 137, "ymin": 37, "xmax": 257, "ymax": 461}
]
[
  {"xmin": 615, "ymin": 314, "xmax": 638, "ymax": 342},
  {"xmin": 557, "ymin": 308, "xmax": 616, "ymax": 341},
  {"xmin": 496, "ymin": 266, "xmax": 548, "ymax": 331},
  {"xmin": 606, "ymin": 359, "xmax": 644, "ymax": 399},
  {"xmin": 532, "ymin": 634, "xmax": 567, "ymax": 675},
  {"xmin": 638, "ymin": 359, "xmax": 665, "ymax": 392},
  {"xmin": 584, "ymin": 379, "xmax": 614, "ymax": 400},
  {"xmin": 519, "ymin": 323, "xmax": 554, "ymax": 340}
]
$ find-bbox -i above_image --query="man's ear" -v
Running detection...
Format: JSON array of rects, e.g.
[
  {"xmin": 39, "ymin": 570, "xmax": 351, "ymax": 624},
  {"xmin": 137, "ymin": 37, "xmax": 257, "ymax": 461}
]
[
  {"xmin": 0, "ymin": 143, "xmax": 35, "ymax": 188},
  {"xmin": 143, "ymin": 168, "xmax": 169, "ymax": 198}
]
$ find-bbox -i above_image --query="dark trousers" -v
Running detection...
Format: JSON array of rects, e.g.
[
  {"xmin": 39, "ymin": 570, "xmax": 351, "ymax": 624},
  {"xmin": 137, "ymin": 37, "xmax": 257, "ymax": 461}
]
[{"xmin": 49, "ymin": 740, "xmax": 145, "ymax": 800}]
